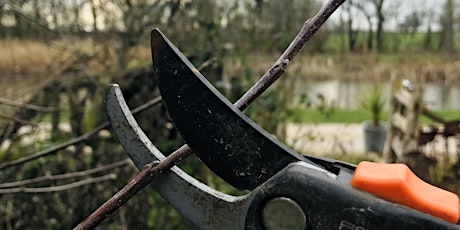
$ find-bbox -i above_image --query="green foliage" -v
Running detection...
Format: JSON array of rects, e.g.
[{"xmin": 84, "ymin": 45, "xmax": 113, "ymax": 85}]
[
  {"xmin": 286, "ymin": 107, "xmax": 460, "ymax": 125},
  {"xmin": 359, "ymin": 85, "xmax": 385, "ymax": 126},
  {"xmin": 245, "ymin": 90, "xmax": 286, "ymax": 134},
  {"xmin": 420, "ymin": 110, "xmax": 460, "ymax": 124},
  {"xmin": 146, "ymin": 192, "xmax": 196, "ymax": 230},
  {"xmin": 82, "ymin": 95, "xmax": 104, "ymax": 133},
  {"xmin": 323, "ymin": 31, "xmax": 460, "ymax": 53},
  {"xmin": 314, "ymin": 93, "xmax": 336, "ymax": 118},
  {"xmin": 286, "ymin": 108, "xmax": 380, "ymax": 123}
]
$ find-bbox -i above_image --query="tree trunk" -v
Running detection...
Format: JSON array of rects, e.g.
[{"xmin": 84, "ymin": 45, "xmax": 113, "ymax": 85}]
[
  {"xmin": 347, "ymin": 18, "xmax": 357, "ymax": 51},
  {"xmin": 90, "ymin": 0, "xmax": 98, "ymax": 32},
  {"xmin": 116, "ymin": 37, "xmax": 130, "ymax": 71},
  {"xmin": 375, "ymin": 0, "xmax": 385, "ymax": 53},
  {"xmin": 441, "ymin": 0, "xmax": 454, "ymax": 53},
  {"xmin": 73, "ymin": 0, "xmax": 80, "ymax": 32},
  {"xmin": 423, "ymin": 26, "xmax": 433, "ymax": 51},
  {"xmin": 367, "ymin": 17, "xmax": 373, "ymax": 51},
  {"xmin": 51, "ymin": 0, "xmax": 59, "ymax": 28},
  {"xmin": 0, "ymin": 2, "xmax": 5, "ymax": 37}
]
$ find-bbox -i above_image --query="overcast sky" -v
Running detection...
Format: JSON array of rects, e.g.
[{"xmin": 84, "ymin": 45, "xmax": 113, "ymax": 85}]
[{"xmin": 324, "ymin": 0, "xmax": 447, "ymax": 32}]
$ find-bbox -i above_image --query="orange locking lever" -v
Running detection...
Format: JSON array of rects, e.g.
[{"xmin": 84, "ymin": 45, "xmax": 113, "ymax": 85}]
[{"xmin": 351, "ymin": 161, "xmax": 460, "ymax": 224}]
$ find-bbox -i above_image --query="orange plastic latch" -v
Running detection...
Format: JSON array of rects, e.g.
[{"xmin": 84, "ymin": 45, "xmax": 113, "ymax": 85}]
[{"xmin": 351, "ymin": 161, "xmax": 460, "ymax": 224}]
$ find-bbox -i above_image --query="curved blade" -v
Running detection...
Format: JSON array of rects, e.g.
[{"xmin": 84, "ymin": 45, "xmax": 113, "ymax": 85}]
[
  {"xmin": 151, "ymin": 29, "xmax": 317, "ymax": 190},
  {"xmin": 105, "ymin": 84, "xmax": 248, "ymax": 229}
]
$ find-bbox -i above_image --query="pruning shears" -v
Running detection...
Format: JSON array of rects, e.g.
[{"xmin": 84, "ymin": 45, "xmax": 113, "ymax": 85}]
[{"xmin": 105, "ymin": 29, "xmax": 460, "ymax": 229}]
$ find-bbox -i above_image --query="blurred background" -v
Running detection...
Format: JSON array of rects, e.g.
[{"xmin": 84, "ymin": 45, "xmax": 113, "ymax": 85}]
[{"xmin": 0, "ymin": 0, "xmax": 459, "ymax": 229}]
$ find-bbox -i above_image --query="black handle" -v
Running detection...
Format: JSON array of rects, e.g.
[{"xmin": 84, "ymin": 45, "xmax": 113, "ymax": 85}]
[{"xmin": 244, "ymin": 163, "xmax": 460, "ymax": 229}]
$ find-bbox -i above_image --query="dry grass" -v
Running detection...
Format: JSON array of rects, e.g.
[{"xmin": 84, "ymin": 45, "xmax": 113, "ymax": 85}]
[
  {"xmin": 2, "ymin": 38, "xmax": 459, "ymax": 85},
  {"xmin": 0, "ymin": 39, "xmax": 55, "ymax": 75},
  {"xmin": 0, "ymin": 38, "xmax": 127, "ymax": 77},
  {"xmin": 0, "ymin": 38, "xmax": 123, "ymax": 99},
  {"xmin": 224, "ymin": 53, "xmax": 460, "ymax": 85}
]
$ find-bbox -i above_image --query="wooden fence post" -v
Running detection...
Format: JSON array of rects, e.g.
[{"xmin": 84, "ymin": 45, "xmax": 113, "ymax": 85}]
[{"xmin": 383, "ymin": 78, "xmax": 422, "ymax": 162}]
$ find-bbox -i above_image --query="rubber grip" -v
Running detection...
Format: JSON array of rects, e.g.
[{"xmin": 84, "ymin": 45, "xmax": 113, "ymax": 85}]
[{"xmin": 351, "ymin": 161, "xmax": 460, "ymax": 224}]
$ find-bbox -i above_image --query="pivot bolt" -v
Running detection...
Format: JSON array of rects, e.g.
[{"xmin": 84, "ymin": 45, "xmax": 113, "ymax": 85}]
[{"xmin": 262, "ymin": 197, "xmax": 307, "ymax": 230}]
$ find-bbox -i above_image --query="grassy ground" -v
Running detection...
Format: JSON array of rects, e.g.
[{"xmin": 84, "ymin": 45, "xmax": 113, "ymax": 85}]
[{"xmin": 286, "ymin": 107, "xmax": 459, "ymax": 124}]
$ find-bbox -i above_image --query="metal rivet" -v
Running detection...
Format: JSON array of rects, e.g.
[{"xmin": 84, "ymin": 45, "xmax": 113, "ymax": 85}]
[{"xmin": 262, "ymin": 197, "xmax": 307, "ymax": 230}]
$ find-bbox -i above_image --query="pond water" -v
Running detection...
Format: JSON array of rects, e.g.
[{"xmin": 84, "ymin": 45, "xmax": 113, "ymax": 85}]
[{"xmin": 295, "ymin": 80, "xmax": 460, "ymax": 110}]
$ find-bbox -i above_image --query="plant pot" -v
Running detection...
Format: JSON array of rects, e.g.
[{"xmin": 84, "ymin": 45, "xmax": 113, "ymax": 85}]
[{"xmin": 362, "ymin": 121, "xmax": 387, "ymax": 155}]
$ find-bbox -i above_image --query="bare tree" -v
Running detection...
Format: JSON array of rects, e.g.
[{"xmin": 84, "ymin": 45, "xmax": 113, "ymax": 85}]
[
  {"xmin": 351, "ymin": 0, "xmax": 375, "ymax": 51},
  {"xmin": 338, "ymin": 0, "xmax": 386, "ymax": 52},
  {"xmin": 341, "ymin": 0, "xmax": 359, "ymax": 51},
  {"xmin": 370, "ymin": 0, "xmax": 385, "ymax": 52}
]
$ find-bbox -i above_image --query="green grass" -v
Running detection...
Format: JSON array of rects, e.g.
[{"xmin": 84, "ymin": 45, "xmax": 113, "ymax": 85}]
[
  {"xmin": 286, "ymin": 108, "xmax": 459, "ymax": 124},
  {"xmin": 323, "ymin": 31, "xmax": 460, "ymax": 53},
  {"xmin": 41, "ymin": 110, "xmax": 70, "ymax": 123},
  {"xmin": 420, "ymin": 110, "xmax": 460, "ymax": 124},
  {"xmin": 286, "ymin": 108, "xmax": 380, "ymax": 123}
]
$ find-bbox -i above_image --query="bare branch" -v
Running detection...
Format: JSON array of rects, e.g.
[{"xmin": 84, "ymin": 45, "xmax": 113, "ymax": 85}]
[
  {"xmin": 0, "ymin": 174, "xmax": 117, "ymax": 194},
  {"xmin": 0, "ymin": 113, "xmax": 39, "ymax": 126},
  {"xmin": 0, "ymin": 124, "xmax": 104, "ymax": 170},
  {"xmin": 0, "ymin": 97, "xmax": 60, "ymax": 113},
  {"xmin": 0, "ymin": 159, "xmax": 131, "ymax": 188}
]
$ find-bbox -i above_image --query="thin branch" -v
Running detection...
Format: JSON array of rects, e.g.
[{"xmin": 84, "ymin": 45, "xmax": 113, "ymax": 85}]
[
  {"xmin": 0, "ymin": 97, "xmax": 60, "ymax": 113},
  {"xmin": 0, "ymin": 96, "xmax": 162, "ymax": 170},
  {"xmin": 0, "ymin": 174, "xmax": 117, "ymax": 194},
  {"xmin": 128, "ymin": 95, "xmax": 162, "ymax": 115},
  {"xmin": 75, "ymin": 0, "xmax": 345, "ymax": 228},
  {"xmin": 0, "ymin": 113, "xmax": 39, "ymax": 126},
  {"xmin": 0, "ymin": 123, "xmax": 104, "ymax": 169},
  {"xmin": 0, "ymin": 159, "xmax": 130, "ymax": 188}
]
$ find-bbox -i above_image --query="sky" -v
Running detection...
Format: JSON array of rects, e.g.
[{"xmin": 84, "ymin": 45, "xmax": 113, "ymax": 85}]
[{"xmin": 324, "ymin": 0, "xmax": 447, "ymax": 32}]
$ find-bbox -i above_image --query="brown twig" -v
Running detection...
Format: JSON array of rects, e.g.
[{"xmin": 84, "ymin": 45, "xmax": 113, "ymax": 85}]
[
  {"xmin": 0, "ymin": 96, "xmax": 162, "ymax": 170},
  {"xmin": 0, "ymin": 159, "xmax": 130, "ymax": 188},
  {"xmin": 74, "ymin": 0, "xmax": 345, "ymax": 229},
  {"xmin": 75, "ymin": 147, "xmax": 194, "ymax": 229}
]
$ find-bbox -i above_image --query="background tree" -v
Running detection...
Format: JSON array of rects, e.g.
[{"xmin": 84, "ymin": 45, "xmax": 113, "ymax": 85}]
[{"xmin": 441, "ymin": 0, "xmax": 455, "ymax": 52}]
